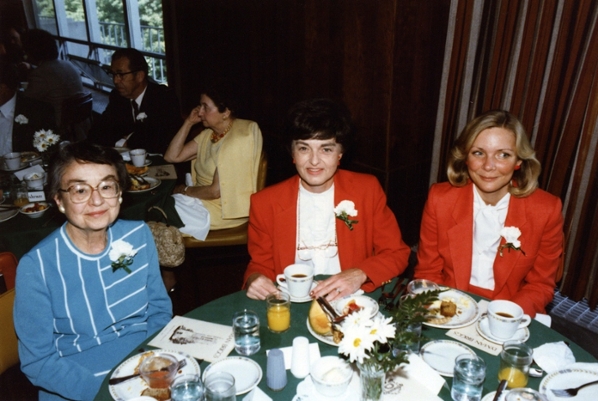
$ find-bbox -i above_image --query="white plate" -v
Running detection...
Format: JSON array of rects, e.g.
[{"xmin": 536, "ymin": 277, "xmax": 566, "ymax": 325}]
[
  {"xmin": 20, "ymin": 151, "xmax": 41, "ymax": 164},
  {"xmin": 306, "ymin": 317, "xmax": 338, "ymax": 346},
  {"xmin": 109, "ymin": 350, "xmax": 201, "ymax": 401},
  {"xmin": 482, "ymin": 390, "xmax": 510, "ymax": 401},
  {"xmin": 420, "ymin": 340, "xmax": 476, "ymax": 377},
  {"xmin": 476, "ymin": 315, "xmax": 530, "ymax": 344},
  {"xmin": 278, "ymin": 282, "xmax": 317, "ymax": 303},
  {"xmin": 127, "ymin": 177, "xmax": 161, "ymax": 193},
  {"xmin": 292, "ymin": 371, "xmax": 360, "ymax": 401},
  {"xmin": 0, "ymin": 208, "xmax": 19, "ymax": 222},
  {"xmin": 539, "ymin": 366, "xmax": 598, "ymax": 401},
  {"xmin": 333, "ymin": 294, "xmax": 379, "ymax": 318},
  {"xmin": 424, "ymin": 289, "xmax": 480, "ymax": 329},
  {"xmin": 202, "ymin": 356, "xmax": 262, "ymax": 395}
]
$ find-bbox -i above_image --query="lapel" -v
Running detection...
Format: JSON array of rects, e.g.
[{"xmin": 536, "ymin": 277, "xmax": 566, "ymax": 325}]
[
  {"xmin": 448, "ymin": 183, "xmax": 475, "ymax": 289},
  {"xmin": 333, "ymin": 171, "xmax": 353, "ymax": 268},
  {"xmin": 492, "ymin": 196, "xmax": 528, "ymax": 294},
  {"xmin": 273, "ymin": 176, "xmax": 301, "ymax": 268}
]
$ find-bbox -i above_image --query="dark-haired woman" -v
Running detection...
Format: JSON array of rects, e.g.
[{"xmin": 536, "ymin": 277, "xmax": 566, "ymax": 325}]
[
  {"xmin": 415, "ymin": 110, "xmax": 563, "ymax": 317},
  {"xmin": 14, "ymin": 142, "xmax": 172, "ymax": 401}
]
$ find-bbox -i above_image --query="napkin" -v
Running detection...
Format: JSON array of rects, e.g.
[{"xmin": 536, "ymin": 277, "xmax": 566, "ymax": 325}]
[
  {"xmin": 13, "ymin": 164, "xmax": 44, "ymax": 181},
  {"xmin": 533, "ymin": 341, "xmax": 576, "ymax": 374},
  {"xmin": 242, "ymin": 386, "xmax": 272, "ymax": 401},
  {"xmin": 266, "ymin": 342, "xmax": 321, "ymax": 370}
]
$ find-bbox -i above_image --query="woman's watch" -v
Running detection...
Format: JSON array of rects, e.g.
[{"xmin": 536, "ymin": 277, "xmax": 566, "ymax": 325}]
[{"xmin": 183, "ymin": 186, "xmax": 189, "ymax": 195}]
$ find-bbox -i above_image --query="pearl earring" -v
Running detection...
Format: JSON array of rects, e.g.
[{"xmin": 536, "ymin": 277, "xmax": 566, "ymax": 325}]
[
  {"xmin": 118, "ymin": 197, "xmax": 123, "ymax": 204},
  {"xmin": 58, "ymin": 205, "xmax": 65, "ymax": 213}
]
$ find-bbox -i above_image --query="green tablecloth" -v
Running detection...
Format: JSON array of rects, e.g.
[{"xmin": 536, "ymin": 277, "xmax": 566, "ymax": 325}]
[
  {"xmin": 94, "ymin": 282, "xmax": 597, "ymax": 400},
  {"xmin": 0, "ymin": 160, "xmax": 177, "ymax": 259}
]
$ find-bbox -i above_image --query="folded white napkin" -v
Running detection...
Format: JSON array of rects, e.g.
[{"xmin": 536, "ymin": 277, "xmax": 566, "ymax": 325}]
[
  {"xmin": 533, "ymin": 341, "xmax": 576, "ymax": 374},
  {"xmin": 13, "ymin": 164, "xmax": 45, "ymax": 181},
  {"xmin": 171, "ymin": 193, "xmax": 210, "ymax": 240},
  {"xmin": 242, "ymin": 386, "xmax": 272, "ymax": 401}
]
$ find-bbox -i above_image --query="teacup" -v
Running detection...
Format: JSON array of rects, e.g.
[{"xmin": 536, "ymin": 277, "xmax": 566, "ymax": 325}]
[
  {"xmin": 130, "ymin": 149, "xmax": 147, "ymax": 167},
  {"xmin": 276, "ymin": 264, "xmax": 314, "ymax": 299},
  {"xmin": 487, "ymin": 300, "xmax": 531, "ymax": 339},
  {"xmin": 3, "ymin": 152, "xmax": 21, "ymax": 170}
]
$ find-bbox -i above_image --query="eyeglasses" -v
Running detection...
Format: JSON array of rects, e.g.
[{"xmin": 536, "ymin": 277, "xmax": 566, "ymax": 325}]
[
  {"xmin": 59, "ymin": 181, "xmax": 121, "ymax": 204},
  {"xmin": 297, "ymin": 239, "xmax": 338, "ymax": 261},
  {"xmin": 105, "ymin": 70, "xmax": 139, "ymax": 80}
]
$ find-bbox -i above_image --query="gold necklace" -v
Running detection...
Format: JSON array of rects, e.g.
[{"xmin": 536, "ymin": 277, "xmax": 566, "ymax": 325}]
[{"xmin": 210, "ymin": 119, "xmax": 234, "ymax": 143}]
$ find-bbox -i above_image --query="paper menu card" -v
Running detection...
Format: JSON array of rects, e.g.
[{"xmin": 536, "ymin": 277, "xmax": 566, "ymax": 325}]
[
  {"xmin": 445, "ymin": 300, "xmax": 502, "ymax": 356},
  {"xmin": 147, "ymin": 164, "xmax": 177, "ymax": 180},
  {"xmin": 148, "ymin": 315, "xmax": 235, "ymax": 362},
  {"xmin": 383, "ymin": 353, "xmax": 444, "ymax": 400}
]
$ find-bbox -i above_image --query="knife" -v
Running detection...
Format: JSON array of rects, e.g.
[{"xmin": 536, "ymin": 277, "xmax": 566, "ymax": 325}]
[{"xmin": 493, "ymin": 379, "xmax": 507, "ymax": 401}]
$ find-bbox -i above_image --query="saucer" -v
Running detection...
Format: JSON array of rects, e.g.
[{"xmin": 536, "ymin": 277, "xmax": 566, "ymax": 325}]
[
  {"xmin": 476, "ymin": 315, "xmax": 530, "ymax": 344},
  {"xmin": 292, "ymin": 371, "xmax": 360, "ymax": 401},
  {"xmin": 279, "ymin": 282, "xmax": 317, "ymax": 303}
]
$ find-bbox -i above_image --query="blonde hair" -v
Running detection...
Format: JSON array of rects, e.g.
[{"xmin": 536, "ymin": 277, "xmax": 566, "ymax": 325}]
[{"xmin": 447, "ymin": 110, "xmax": 540, "ymax": 197}]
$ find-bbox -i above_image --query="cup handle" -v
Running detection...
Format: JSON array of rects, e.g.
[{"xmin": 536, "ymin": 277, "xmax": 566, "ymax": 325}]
[
  {"xmin": 276, "ymin": 274, "xmax": 287, "ymax": 288},
  {"xmin": 518, "ymin": 314, "xmax": 532, "ymax": 329}
]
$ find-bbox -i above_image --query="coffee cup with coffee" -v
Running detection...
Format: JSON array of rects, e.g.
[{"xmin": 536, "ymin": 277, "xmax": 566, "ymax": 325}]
[
  {"xmin": 487, "ymin": 300, "xmax": 531, "ymax": 339},
  {"xmin": 276, "ymin": 264, "xmax": 314, "ymax": 299}
]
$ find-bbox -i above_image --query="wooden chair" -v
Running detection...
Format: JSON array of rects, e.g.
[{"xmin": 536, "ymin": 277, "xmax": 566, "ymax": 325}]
[
  {"xmin": 0, "ymin": 252, "xmax": 17, "ymax": 293},
  {"xmin": 0, "ymin": 289, "xmax": 18, "ymax": 375},
  {"xmin": 61, "ymin": 92, "xmax": 93, "ymax": 142},
  {"xmin": 183, "ymin": 151, "xmax": 268, "ymax": 248}
]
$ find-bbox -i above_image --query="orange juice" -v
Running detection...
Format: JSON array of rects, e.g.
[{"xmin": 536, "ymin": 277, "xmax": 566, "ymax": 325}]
[
  {"xmin": 267, "ymin": 304, "xmax": 290, "ymax": 332},
  {"xmin": 498, "ymin": 366, "xmax": 528, "ymax": 388},
  {"xmin": 14, "ymin": 197, "xmax": 29, "ymax": 207}
]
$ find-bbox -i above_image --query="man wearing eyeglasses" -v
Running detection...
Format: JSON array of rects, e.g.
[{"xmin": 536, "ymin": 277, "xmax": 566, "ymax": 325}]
[{"xmin": 88, "ymin": 48, "xmax": 181, "ymax": 154}]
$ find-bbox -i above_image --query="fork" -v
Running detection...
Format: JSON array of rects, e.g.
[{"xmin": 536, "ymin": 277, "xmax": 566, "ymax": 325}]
[
  {"xmin": 109, "ymin": 358, "xmax": 187, "ymax": 385},
  {"xmin": 550, "ymin": 379, "xmax": 598, "ymax": 397}
]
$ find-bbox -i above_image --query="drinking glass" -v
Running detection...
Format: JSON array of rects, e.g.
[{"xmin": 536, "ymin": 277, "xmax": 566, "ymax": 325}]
[
  {"xmin": 498, "ymin": 340, "xmax": 533, "ymax": 388},
  {"xmin": 170, "ymin": 374, "xmax": 205, "ymax": 401},
  {"xmin": 232, "ymin": 309, "xmax": 260, "ymax": 356},
  {"xmin": 451, "ymin": 354, "xmax": 486, "ymax": 401},
  {"xmin": 205, "ymin": 372, "xmax": 236, "ymax": 401},
  {"xmin": 266, "ymin": 292, "xmax": 291, "ymax": 333}
]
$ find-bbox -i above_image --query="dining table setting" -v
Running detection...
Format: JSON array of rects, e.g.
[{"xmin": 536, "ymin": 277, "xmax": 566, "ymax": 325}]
[{"xmin": 94, "ymin": 275, "xmax": 598, "ymax": 401}]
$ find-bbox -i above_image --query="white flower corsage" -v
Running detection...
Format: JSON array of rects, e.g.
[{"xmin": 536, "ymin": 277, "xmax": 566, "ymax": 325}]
[
  {"xmin": 498, "ymin": 226, "xmax": 526, "ymax": 257},
  {"xmin": 14, "ymin": 114, "xmax": 28, "ymax": 124},
  {"xmin": 109, "ymin": 240, "xmax": 137, "ymax": 274},
  {"xmin": 136, "ymin": 112, "xmax": 148, "ymax": 121},
  {"xmin": 33, "ymin": 129, "xmax": 61, "ymax": 152},
  {"xmin": 334, "ymin": 200, "xmax": 359, "ymax": 231}
]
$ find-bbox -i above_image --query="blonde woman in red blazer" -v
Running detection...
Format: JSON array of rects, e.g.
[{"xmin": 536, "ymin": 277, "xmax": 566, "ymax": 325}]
[
  {"xmin": 415, "ymin": 110, "xmax": 563, "ymax": 317},
  {"xmin": 244, "ymin": 99, "xmax": 410, "ymax": 300}
]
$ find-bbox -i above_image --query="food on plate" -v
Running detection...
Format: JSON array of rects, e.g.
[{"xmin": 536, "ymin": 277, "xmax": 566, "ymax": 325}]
[
  {"xmin": 440, "ymin": 300, "xmax": 457, "ymax": 317},
  {"xmin": 309, "ymin": 299, "xmax": 332, "ymax": 336},
  {"xmin": 126, "ymin": 164, "xmax": 149, "ymax": 176},
  {"xmin": 21, "ymin": 152, "xmax": 39, "ymax": 162},
  {"xmin": 130, "ymin": 177, "xmax": 151, "ymax": 191},
  {"xmin": 341, "ymin": 299, "xmax": 363, "ymax": 316},
  {"xmin": 425, "ymin": 295, "xmax": 468, "ymax": 324},
  {"xmin": 134, "ymin": 351, "xmax": 155, "ymax": 374},
  {"xmin": 22, "ymin": 202, "xmax": 48, "ymax": 213},
  {"xmin": 141, "ymin": 387, "xmax": 170, "ymax": 401}
]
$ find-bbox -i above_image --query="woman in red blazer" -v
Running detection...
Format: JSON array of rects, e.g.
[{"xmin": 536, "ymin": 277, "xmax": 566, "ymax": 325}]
[
  {"xmin": 415, "ymin": 110, "xmax": 563, "ymax": 317},
  {"xmin": 244, "ymin": 99, "xmax": 411, "ymax": 300}
]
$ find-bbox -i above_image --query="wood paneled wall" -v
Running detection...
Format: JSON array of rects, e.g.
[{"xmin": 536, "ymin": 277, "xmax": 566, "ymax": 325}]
[{"xmin": 165, "ymin": 0, "xmax": 450, "ymax": 244}]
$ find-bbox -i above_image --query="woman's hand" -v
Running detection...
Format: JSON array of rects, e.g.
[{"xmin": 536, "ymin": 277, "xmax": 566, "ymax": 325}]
[
  {"xmin": 186, "ymin": 106, "xmax": 203, "ymax": 125},
  {"xmin": 173, "ymin": 184, "xmax": 187, "ymax": 195},
  {"xmin": 245, "ymin": 273, "xmax": 278, "ymax": 300},
  {"xmin": 310, "ymin": 268, "xmax": 368, "ymax": 302}
]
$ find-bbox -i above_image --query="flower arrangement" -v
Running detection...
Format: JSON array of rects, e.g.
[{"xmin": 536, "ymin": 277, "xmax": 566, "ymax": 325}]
[
  {"xmin": 136, "ymin": 112, "xmax": 148, "ymax": 121},
  {"xmin": 14, "ymin": 114, "xmax": 28, "ymax": 124},
  {"xmin": 33, "ymin": 129, "xmax": 60, "ymax": 153},
  {"xmin": 391, "ymin": 288, "xmax": 441, "ymax": 351},
  {"xmin": 334, "ymin": 200, "xmax": 359, "ymax": 230},
  {"xmin": 498, "ymin": 226, "xmax": 526, "ymax": 256},
  {"xmin": 109, "ymin": 240, "xmax": 137, "ymax": 274}
]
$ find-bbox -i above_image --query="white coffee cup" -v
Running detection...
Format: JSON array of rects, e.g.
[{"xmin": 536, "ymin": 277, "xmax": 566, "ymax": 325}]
[
  {"xmin": 487, "ymin": 300, "xmax": 531, "ymax": 339},
  {"xmin": 276, "ymin": 264, "xmax": 314, "ymax": 299},
  {"xmin": 3, "ymin": 152, "xmax": 21, "ymax": 170},
  {"xmin": 130, "ymin": 149, "xmax": 147, "ymax": 167}
]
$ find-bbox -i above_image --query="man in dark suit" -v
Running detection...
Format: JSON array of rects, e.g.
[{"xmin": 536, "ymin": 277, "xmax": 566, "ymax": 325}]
[
  {"xmin": 0, "ymin": 60, "xmax": 56, "ymax": 155},
  {"xmin": 88, "ymin": 48, "xmax": 181, "ymax": 154}
]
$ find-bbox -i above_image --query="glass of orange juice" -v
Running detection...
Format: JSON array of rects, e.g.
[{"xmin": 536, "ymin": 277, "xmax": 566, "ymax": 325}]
[
  {"xmin": 498, "ymin": 340, "xmax": 533, "ymax": 388},
  {"xmin": 266, "ymin": 292, "xmax": 291, "ymax": 333}
]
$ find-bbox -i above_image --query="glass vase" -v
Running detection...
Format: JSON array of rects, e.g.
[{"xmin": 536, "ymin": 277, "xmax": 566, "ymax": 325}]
[{"xmin": 357, "ymin": 361, "xmax": 385, "ymax": 401}]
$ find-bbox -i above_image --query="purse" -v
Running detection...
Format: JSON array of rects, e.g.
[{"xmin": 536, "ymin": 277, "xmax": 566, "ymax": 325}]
[{"xmin": 146, "ymin": 206, "xmax": 185, "ymax": 267}]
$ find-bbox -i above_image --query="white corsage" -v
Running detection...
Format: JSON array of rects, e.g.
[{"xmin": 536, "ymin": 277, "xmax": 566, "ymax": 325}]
[
  {"xmin": 14, "ymin": 114, "xmax": 28, "ymax": 124},
  {"xmin": 33, "ymin": 129, "xmax": 61, "ymax": 152},
  {"xmin": 498, "ymin": 226, "xmax": 526, "ymax": 257},
  {"xmin": 136, "ymin": 112, "xmax": 148, "ymax": 121},
  {"xmin": 109, "ymin": 240, "xmax": 137, "ymax": 273},
  {"xmin": 334, "ymin": 200, "xmax": 359, "ymax": 231}
]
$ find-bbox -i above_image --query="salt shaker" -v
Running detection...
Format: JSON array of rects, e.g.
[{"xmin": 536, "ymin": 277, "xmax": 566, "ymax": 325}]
[{"xmin": 290, "ymin": 336, "xmax": 310, "ymax": 379}]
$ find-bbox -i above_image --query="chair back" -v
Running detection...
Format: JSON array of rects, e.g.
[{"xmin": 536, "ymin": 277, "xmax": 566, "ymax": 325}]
[
  {"xmin": 0, "ymin": 288, "xmax": 19, "ymax": 375},
  {"xmin": 0, "ymin": 252, "xmax": 17, "ymax": 293},
  {"xmin": 61, "ymin": 92, "xmax": 93, "ymax": 141}
]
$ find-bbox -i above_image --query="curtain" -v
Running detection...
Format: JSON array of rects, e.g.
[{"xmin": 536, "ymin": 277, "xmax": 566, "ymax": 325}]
[{"xmin": 432, "ymin": 0, "xmax": 598, "ymax": 308}]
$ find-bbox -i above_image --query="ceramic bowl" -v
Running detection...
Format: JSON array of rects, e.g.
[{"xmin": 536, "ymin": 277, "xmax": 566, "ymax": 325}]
[
  {"xmin": 407, "ymin": 279, "xmax": 440, "ymax": 294},
  {"xmin": 24, "ymin": 171, "xmax": 45, "ymax": 189},
  {"xmin": 334, "ymin": 294, "xmax": 379, "ymax": 318},
  {"xmin": 19, "ymin": 202, "xmax": 49, "ymax": 218},
  {"xmin": 309, "ymin": 356, "xmax": 353, "ymax": 397}
]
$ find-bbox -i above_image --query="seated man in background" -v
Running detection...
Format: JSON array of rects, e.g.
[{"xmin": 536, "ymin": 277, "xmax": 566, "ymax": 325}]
[
  {"xmin": 0, "ymin": 60, "xmax": 56, "ymax": 155},
  {"xmin": 88, "ymin": 48, "xmax": 181, "ymax": 154}
]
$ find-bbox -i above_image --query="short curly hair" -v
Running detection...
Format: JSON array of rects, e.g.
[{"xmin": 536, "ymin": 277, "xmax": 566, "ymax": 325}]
[{"xmin": 447, "ymin": 109, "xmax": 541, "ymax": 197}]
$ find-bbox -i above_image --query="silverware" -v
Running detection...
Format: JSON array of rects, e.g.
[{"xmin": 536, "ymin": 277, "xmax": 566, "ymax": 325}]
[
  {"xmin": 0, "ymin": 204, "xmax": 20, "ymax": 210},
  {"xmin": 550, "ymin": 379, "xmax": 598, "ymax": 397},
  {"xmin": 493, "ymin": 379, "xmax": 507, "ymax": 401},
  {"xmin": 108, "ymin": 358, "xmax": 187, "ymax": 385}
]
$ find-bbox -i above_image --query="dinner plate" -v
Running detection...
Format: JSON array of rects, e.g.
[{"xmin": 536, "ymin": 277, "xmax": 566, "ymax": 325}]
[
  {"xmin": 423, "ymin": 288, "xmax": 480, "ymax": 329},
  {"xmin": 481, "ymin": 390, "xmax": 510, "ymax": 401},
  {"xmin": 292, "ymin": 371, "xmax": 360, "ymax": 401},
  {"xmin": 108, "ymin": 350, "xmax": 201, "ymax": 401},
  {"xmin": 20, "ymin": 151, "xmax": 41, "ymax": 164},
  {"xmin": 127, "ymin": 177, "xmax": 161, "ymax": 193},
  {"xmin": 419, "ymin": 339, "xmax": 476, "ymax": 377},
  {"xmin": 476, "ymin": 315, "xmax": 530, "ymax": 344},
  {"xmin": 539, "ymin": 366, "xmax": 598, "ymax": 401},
  {"xmin": 306, "ymin": 318, "xmax": 338, "ymax": 346},
  {"xmin": 0, "ymin": 208, "xmax": 19, "ymax": 223},
  {"xmin": 202, "ymin": 356, "xmax": 262, "ymax": 395},
  {"xmin": 334, "ymin": 294, "xmax": 379, "ymax": 319}
]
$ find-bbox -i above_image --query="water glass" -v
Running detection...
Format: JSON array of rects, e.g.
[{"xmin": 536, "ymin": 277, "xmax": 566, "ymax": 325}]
[
  {"xmin": 170, "ymin": 374, "xmax": 205, "ymax": 401},
  {"xmin": 205, "ymin": 372, "xmax": 236, "ymax": 401},
  {"xmin": 451, "ymin": 354, "xmax": 486, "ymax": 401},
  {"xmin": 232, "ymin": 309, "xmax": 260, "ymax": 356}
]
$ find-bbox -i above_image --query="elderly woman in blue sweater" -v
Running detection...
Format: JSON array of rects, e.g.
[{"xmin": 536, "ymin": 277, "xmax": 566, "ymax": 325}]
[{"xmin": 14, "ymin": 142, "xmax": 172, "ymax": 401}]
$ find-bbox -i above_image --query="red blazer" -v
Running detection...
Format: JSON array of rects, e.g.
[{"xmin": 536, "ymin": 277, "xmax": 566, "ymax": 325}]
[
  {"xmin": 244, "ymin": 170, "xmax": 411, "ymax": 292},
  {"xmin": 415, "ymin": 182, "xmax": 563, "ymax": 316}
]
